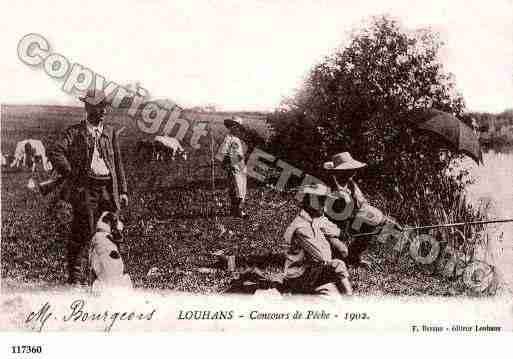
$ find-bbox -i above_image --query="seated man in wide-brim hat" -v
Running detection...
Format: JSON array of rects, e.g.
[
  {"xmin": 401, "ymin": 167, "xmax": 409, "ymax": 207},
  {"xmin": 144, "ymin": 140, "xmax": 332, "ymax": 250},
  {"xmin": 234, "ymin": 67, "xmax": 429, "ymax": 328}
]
[
  {"xmin": 323, "ymin": 152, "xmax": 386, "ymax": 269},
  {"xmin": 282, "ymin": 183, "xmax": 353, "ymax": 296}
]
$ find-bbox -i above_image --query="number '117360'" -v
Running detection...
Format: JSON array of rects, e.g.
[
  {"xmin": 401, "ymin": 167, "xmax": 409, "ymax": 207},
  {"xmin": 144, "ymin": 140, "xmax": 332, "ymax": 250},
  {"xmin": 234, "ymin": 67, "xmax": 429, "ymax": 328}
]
[{"xmin": 11, "ymin": 345, "xmax": 42, "ymax": 354}]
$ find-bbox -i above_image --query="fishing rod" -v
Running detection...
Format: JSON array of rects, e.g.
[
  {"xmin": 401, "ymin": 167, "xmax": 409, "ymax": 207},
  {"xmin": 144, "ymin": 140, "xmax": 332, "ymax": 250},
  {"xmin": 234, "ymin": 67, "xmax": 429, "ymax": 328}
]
[
  {"xmin": 405, "ymin": 218, "xmax": 513, "ymax": 231},
  {"xmin": 352, "ymin": 218, "xmax": 513, "ymax": 238}
]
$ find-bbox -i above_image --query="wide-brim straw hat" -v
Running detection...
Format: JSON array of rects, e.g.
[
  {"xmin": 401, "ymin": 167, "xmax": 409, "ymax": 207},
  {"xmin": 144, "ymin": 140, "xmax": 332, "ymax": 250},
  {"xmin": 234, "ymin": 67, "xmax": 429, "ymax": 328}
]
[
  {"xmin": 79, "ymin": 88, "xmax": 111, "ymax": 107},
  {"xmin": 224, "ymin": 116, "xmax": 245, "ymax": 129},
  {"xmin": 323, "ymin": 152, "xmax": 366, "ymax": 170},
  {"xmin": 297, "ymin": 183, "xmax": 331, "ymax": 197}
]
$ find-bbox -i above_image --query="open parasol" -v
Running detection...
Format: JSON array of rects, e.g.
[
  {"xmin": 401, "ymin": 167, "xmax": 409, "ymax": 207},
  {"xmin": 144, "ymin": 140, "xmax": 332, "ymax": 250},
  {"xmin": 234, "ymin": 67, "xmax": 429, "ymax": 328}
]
[{"xmin": 409, "ymin": 108, "xmax": 483, "ymax": 164}]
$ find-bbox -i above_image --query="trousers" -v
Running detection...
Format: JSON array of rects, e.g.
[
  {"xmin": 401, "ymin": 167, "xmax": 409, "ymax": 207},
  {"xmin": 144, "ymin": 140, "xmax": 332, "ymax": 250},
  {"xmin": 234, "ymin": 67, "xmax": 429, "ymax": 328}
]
[
  {"xmin": 67, "ymin": 178, "xmax": 117, "ymax": 284},
  {"xmin": 227, "ymin": 169, "xmax": 246, "ymax": 202},
  {"xmin": 284, "ymin": 260, "xmax": 349, "ymax": 296}
]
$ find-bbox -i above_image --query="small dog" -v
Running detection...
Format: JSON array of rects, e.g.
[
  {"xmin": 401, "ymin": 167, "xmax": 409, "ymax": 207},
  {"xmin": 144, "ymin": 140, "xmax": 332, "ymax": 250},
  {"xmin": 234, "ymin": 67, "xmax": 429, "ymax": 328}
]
[{"xmin": 89, "ymin": 211, "xmax": 132, "ymax": 294}]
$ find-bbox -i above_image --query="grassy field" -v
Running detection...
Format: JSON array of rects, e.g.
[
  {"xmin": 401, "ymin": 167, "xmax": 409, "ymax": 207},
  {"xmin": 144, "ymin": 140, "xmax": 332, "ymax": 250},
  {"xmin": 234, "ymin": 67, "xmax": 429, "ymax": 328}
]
[{"xmin": 1, "ymin": 104, "xmax": 468, "ymax": 296}]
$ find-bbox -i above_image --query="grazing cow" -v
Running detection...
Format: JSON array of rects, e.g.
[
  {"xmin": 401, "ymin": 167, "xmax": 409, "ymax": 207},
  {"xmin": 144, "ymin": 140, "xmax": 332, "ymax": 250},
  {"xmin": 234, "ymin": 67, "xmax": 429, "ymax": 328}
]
[
  {"xmin": 154, "ymin": 136, "xmax": 188, "ymax": 161},
  {"xmin": 136, "ymin": 136, "xmax": 187, "ymax": 162},
  {"xmin": 10, "ymin": 139, "xmax": 53, "ymax": 172}
]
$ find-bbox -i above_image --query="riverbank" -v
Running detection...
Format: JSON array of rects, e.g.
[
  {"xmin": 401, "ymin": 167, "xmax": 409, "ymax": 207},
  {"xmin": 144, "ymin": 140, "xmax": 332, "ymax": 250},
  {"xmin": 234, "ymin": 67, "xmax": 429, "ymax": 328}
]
[{"xmin": 463, "ymin": 150, "xmax": 513, "ymax": 294}]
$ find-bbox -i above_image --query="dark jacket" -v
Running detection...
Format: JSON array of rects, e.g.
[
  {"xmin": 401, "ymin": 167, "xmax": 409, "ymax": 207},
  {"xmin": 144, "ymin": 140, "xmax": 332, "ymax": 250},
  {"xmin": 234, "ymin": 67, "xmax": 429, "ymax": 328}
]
[{"xmin": 48, "ymin": 121, "xmax": 128, "ymax": 210}]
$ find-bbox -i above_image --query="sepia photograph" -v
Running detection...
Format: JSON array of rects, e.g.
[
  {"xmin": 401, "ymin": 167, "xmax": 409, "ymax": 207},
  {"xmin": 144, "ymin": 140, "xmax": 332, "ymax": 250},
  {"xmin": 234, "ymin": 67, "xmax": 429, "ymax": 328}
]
[{"xmin": 0, "ymin": 0, "xmax": 512, "ymax": 341}]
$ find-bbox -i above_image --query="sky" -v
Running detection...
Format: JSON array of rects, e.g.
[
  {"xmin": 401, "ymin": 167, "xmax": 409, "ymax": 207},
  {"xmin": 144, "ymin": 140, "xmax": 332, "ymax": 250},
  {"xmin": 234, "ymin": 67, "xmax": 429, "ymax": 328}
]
[{"xmin": 0, "ymin": 0, "xmax": 511, "ymax": 113}]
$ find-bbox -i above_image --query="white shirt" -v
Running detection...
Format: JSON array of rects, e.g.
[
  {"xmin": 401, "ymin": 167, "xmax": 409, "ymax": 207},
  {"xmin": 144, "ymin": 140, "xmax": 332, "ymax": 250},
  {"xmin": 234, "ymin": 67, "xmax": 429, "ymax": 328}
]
[
  {"xmin": 86, "ymin": 122, "xmax": 110, "ymax": 176},
  {"xmin": 283, "ymin": 210, "xmax": 340, "ymax": 279},
  {"xmin": 220, "ymin": 134, "xmax": 245, "ymax": 172}
]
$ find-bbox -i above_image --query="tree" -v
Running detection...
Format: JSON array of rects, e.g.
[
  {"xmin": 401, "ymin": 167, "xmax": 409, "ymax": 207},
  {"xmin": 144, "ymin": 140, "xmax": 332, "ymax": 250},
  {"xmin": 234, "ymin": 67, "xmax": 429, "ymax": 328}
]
[{"xmin": 267, "ymin": 16, "xmax": 473, "ymax": 225}]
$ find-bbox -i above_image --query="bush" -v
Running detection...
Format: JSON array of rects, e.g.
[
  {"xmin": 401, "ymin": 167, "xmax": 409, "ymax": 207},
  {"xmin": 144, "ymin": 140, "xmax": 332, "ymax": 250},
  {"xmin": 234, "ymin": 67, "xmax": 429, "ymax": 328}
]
[{"xmin": 266, "ymin": 16, "xmax": 478, "ymax": 227}]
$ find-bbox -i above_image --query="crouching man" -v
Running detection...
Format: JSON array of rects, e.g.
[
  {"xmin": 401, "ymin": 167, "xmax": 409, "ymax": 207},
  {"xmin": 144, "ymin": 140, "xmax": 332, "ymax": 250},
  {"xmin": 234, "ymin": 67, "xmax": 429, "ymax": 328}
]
[
  {"xmin": 323, "ymin": 152, "xmax": 403, "ymax": 271},
  {"xmin": 282, "ymin": 183, "xmax": 352, "ymax": 296},
  {"xmin": 323, "ymin": 152, "xmax": 384, "ymax": 269}
]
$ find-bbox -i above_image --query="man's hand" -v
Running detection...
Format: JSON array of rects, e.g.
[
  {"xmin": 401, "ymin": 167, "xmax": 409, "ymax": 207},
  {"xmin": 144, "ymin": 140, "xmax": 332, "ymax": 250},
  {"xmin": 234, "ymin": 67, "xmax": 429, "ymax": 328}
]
[
  {"xmin": 327, "ymin": 259, "xmax": 350, "ymax": 277},
  {"xmin": 120, "ymin": 194, "xmax": 129, "ymax": 208},
  {"xmin": 383, "ymin": 215, "xmax": 403, "ymax": 231}
]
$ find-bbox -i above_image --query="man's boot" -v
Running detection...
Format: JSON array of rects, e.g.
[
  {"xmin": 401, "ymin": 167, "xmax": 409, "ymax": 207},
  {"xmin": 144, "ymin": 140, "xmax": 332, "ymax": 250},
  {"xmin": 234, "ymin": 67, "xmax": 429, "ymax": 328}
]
[
  {"xmin": 232, "ymin": 198, "xmax": 247, "ymax": 218},
  {"xmin": 66, "ymin": 243, "xmax": 83, "ymax": 286}
]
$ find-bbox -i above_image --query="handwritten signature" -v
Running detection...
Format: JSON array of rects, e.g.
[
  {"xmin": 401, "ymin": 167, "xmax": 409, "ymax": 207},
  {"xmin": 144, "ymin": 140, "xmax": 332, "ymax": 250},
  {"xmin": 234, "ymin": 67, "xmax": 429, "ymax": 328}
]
[{"xmin": 25, "ymin": 299, "xmax": 156, "ymax": 332}]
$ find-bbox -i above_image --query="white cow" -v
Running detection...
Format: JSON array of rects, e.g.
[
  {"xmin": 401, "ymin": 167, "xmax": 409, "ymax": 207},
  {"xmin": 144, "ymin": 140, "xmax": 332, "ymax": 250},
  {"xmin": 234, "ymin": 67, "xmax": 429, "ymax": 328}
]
[
  {"xmin": 10, "ymin": 139, "xmax": 52, "ymax": 172},
  {"xmin": 1, "ymin": 154, "xmax": 7, "ymax": 166},
  {"xmin": 154, "ymin": 136, "xmax": 188, "ymax": 161}
]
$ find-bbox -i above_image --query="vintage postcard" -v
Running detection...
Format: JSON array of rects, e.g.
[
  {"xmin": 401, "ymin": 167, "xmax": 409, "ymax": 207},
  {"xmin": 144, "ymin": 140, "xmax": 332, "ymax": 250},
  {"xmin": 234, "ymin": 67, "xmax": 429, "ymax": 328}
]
[{"xmin": 1, "ymin": 0, "xmax": 512, "ymax": 343}]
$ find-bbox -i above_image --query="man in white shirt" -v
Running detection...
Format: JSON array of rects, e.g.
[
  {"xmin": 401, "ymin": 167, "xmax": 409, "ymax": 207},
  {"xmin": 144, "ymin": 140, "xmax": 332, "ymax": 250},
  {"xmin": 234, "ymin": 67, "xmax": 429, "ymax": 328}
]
[
  {"xmin": 221, "ymin": 116, "xmax": 247, "ymax": 218},
  {"xmin": 283, "ymin": 183, "xmax": 353, "ymax": 296},
  {"xmin": 48, "ymin": 88, "xmax": 128, "ymax": 285}
]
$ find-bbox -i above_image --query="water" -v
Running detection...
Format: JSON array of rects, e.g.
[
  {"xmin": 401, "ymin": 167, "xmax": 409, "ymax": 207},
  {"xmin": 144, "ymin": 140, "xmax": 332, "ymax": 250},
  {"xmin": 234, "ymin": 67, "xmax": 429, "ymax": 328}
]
[{"xmin": 461, "ymin": 150, "xmax": 513, "ymax": 295}]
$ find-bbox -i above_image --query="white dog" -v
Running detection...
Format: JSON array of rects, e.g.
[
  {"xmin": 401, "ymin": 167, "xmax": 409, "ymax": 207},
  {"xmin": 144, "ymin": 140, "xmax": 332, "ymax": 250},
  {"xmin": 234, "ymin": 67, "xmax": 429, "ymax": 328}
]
[{"xmin": 89, "ymin": 211, "xmax": 132, "ymax": 294}]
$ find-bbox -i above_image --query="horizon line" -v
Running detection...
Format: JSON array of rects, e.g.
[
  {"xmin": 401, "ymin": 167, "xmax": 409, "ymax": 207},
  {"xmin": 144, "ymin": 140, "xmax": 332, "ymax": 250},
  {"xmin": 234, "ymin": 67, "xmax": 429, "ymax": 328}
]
[{"xmin": 1, "ymin": 102, "xmax": 510, "ymax": 116}]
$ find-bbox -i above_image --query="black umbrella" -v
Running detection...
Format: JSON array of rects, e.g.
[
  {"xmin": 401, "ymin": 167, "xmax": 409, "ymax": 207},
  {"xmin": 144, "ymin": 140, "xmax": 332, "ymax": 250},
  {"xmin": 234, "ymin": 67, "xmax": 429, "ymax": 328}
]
[{"xmin": 409, "ymin": 108, "xmax": 483, "ymax": 164}]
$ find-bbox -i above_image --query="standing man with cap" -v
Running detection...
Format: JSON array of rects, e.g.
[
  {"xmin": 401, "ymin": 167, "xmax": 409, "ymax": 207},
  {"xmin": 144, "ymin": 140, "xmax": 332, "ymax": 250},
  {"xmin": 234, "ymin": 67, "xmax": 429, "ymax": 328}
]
[
  {"xmin": 283, "ymin": 183, "xmax": 353, "ymax": 296},
  {"xmin": 48, "ymin": 88, "xmax": 128, "ymax": 285},
  {"xmin": 323, "ymin": 152, "xmax": 384, "ymax": 269},
  {"xmin": 220, "ymin": 116, "xmax": 247, "ymax": 218}
]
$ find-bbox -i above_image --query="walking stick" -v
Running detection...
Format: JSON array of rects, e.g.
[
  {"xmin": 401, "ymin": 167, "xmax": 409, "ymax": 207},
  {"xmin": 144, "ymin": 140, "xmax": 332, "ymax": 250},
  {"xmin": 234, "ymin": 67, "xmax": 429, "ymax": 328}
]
[
  {"xmin": 210, "ymin": 124, "xmax": 215, "ymax": 193},
  {"xmin": 209, "ymin": 122, "xmax": 222, "ymax": 217}
]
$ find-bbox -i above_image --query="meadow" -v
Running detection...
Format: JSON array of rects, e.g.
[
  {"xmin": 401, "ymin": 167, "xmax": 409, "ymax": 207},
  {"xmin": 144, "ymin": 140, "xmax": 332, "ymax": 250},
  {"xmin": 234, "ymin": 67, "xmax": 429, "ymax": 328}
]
[{"xmin": 0, "ymin": 104, "xmax": 481, "ymax": 296}]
